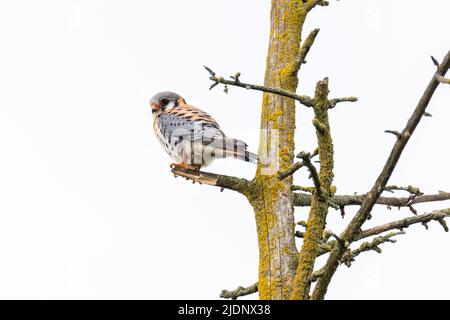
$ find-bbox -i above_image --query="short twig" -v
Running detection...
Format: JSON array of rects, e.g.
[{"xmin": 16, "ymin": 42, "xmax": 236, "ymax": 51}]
[
  {"xmin": 220, "ymin": 283, "xmax": 258, "ymax": 300},
  {"xmin": 298, "ymin": 151, "xmax": 321, "ymax": 197},
  {"xmin": 341, "ymin": 231, "xmax": 405, "ymax": 267},
  {"xmin": 292, "ymin": 28, "xmax": 320, "ymax": 74},
  {"xmin": 384, "ymin": 185, "xmax": 423, "ymax": 196},
  {"xmin": 384, "ymin": 130, "xmax": 402, "ymax": 138},
  {"xmin": 327, "ymin": 96, "xmax": 358, "ymax": 109},
  {"xmin": 292, "ymin": 185, "xmax": 315, "ymax": 193}
]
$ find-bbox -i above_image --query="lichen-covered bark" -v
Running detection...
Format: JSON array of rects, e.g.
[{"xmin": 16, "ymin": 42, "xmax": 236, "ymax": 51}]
[
  {"xmin": 247, "ymin": 0, "xmax": 309, "ymax": 300},
  {"xmin": 291, "ymin": 79, "xmax": 334, "ymax": 299}
]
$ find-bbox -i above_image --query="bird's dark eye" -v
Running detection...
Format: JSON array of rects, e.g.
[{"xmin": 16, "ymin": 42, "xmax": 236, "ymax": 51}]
[{"xmin": 160, "ymin": 99, "xmax": 169, "ymax": 106}]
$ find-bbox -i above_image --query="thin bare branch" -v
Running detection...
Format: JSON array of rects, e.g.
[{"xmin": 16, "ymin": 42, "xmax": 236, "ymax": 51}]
[
  {"xmin": 279, "ymin": 149, "xmax": 318, "ymax": 180},
  {"xmin": 204, "ymin": 66, "xmax": 314, "ymax": 107},
  {"xmin": 171, "ymin": 168, "xmax": 250, "ymax": 194},
  {"xmin": 292, "ymin": 28, "xmax": 320, "ymax": 74},
  {"xmin": 384, "ymin": 185, "xmax": 423, "ymax": 195},
  {"xmin": 431, "ymin": 55, "xmax": 450, "ymax": 84},
  {"xmin": 279, "ymin": 162, "xmax": 305, "ymax": 180},
  {"xmin": 410, "ymin": 192, "xmax": 450, "ymax": 205},
  {"xmin": 205, "ymin": 67, "xmax": 357, "ymax": 110},
  {"xmin": 327, "ymin": 96, "xmax": 358, "ymax": 109},
  {"xmin": 314, "ymin": 208, "xmax": 450, "ymax": 258},
  {"xmin": 292, "ymin": 185, "xmax": 315, "ymax": 193},
  {"xmin": 220, "ymin": 283, "xmax": 258, "ymax": 300},
  {"xmin": 293, "ymin": 191, "xmax": 450, "ymax": 208},
  {"xmin": 359, "ymin": 208, "xmax": 450, "ymax": 238},
  {"xmin": 341, "ymin": 231, "xmax": 405, "ymax": 267},
  {"xmin": 298, "ymin": 151, "xmax": 322, "ymax": 197}
]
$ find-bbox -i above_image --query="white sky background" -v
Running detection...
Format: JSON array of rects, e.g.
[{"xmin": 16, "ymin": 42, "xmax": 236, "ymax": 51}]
[{"xmin": 0, "ymin": 0, "xmax": 449, "ymax": 299}]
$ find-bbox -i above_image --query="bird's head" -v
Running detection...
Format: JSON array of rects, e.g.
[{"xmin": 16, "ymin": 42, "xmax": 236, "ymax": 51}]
[{"xmin": 149, "ymin": 91, "xmax": 185, "ymax": 115}]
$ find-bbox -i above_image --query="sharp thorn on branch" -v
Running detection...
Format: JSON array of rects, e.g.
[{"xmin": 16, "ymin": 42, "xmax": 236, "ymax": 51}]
[
  {"xmin": 220, "ymin": 283, "xmax": 258, "ymax": 300},
  {"xmin": 408, "ymin": 205, "xmax": 418, "ymax": 215},
  {"xmin": 203, "ymin": 65, "xmax": 216, "ymax": 76},
  {"xmin": 339, "ymin": 206, "xmax": 346, "ymax": 218},
  {"xmin": 209, "ymin": 82, "xmax": 219, "ymax": 90},
  {"xmin": 437, "ymin": 218, "xmax": 449, "ymax": 232},
  {"xmin": 384, "ymin": 130, "xmax": 402, "ymax": 138},
  {"xmin": 431, "ymin": 55, "xmax": 439, "ymax": 67}
]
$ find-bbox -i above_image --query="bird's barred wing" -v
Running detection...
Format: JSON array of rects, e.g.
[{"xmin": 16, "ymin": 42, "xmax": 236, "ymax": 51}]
[
  {"xmin": 156, "ymin": 113, "xmax": 225, "ymax": 147},
  {"xmin": 156, "ymin": 103, "xmax": 257, "ymax": 165}
]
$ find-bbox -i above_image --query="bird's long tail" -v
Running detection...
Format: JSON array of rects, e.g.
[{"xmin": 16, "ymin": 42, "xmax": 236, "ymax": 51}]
[{"xmin": 226, "ymin": 138, "xmax": 258, "ymax": 165}]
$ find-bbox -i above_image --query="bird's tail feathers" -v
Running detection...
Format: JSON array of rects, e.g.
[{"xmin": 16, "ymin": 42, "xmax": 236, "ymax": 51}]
[{"xmin": 225, "ymin": 138, "xmax": 258, "ymax": 165}]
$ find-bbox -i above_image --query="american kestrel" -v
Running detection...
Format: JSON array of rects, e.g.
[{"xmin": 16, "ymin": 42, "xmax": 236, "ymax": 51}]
[{"xmin": 150, "ymin": 91, "xmax": 257, "ymax": 170}]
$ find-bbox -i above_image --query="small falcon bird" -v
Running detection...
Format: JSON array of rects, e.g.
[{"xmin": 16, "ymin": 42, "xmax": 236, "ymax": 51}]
[{"xmin": 150, "ymin": 91, "xmax": 257, "ymax": 170}]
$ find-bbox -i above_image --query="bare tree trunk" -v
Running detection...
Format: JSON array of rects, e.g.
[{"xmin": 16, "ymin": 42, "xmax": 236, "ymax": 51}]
[{"xmin": 246, "ymin": 0, "xmax": 308, "ymax": 300}]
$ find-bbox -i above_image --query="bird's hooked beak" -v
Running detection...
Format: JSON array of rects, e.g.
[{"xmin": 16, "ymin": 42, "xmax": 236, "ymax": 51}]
[{"xmin": 151, "ymin": 102, "xmax": 161, "ymax": 114}]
